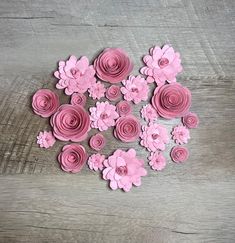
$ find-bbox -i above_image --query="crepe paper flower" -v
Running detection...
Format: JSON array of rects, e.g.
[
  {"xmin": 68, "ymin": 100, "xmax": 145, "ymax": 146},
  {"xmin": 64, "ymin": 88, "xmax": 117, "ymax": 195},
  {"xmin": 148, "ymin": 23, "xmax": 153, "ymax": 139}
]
[
  {"xmin": 88, "ymin": 153, "xmax": 105, "ymax": 171},
  {"xmin": 88, "ymin": 81, "xmax": 106, "ymax": 100},
  {"xmin": 148, "ymin": 151, "xmax": 166, "ymax": 171},
  {"xmin": 172, "ymin": 125, "xmax": 190, "ymax": 144},
  {"xmin": 50, "ymin": 104, "xmax": 90, "ymax": 142},
  {"xmin": 106, "ymin": 85, "xmax": 121, "ymax": 101},
  {"xmin": 89, "ymin": 101, "xmax": 119, "ymax": 131},
  {"xmin": 32, "ymin": 89, "xmax": 59, "ymax": 118},
  {"xmin": 70, "ymin": 93, "xmax": 87, "ymax": 106},
  {"xmin": 58, "ymin": 144, "xmax": 87, "ymax": 173},
  {"xmin": 140, "ymin": 123, "xmax": 169, "ymax": 152},
  {"xmin": 182, "ymin": 112, "xmax": 199, "ymax": 129},
  {"xmin": 94, "ymin": 48, "xmax": 133, "ymax": 83},
  {"xmin": 170, "ymin": 146, "xmax": 189, "ymax": 163},
  {"xmin": 37, "ymin": 131, "xmax": 56, "ymax": 149},
  {"xmin": 121, "ymin": 75, "xmax": 149, "ymax": 104},
  {"xmin": 152, "ymin": 83, "xmax": 191, "ymax": 119},
  {"xmin": 140, "ymin": 45, "xmax": 183, "ymax": 86},
  {"xmin": 116, "ymin": 100, "xmax": 132, "ymax": 117},
  {"xmin": 141, "ymin": 104, "xmax": 158, "ymax": 123},
  {"xmin": 89, "ymin": 133, "xmax": 106, "ymax": 151},
  {"xmin": 102, "ymin": 149, "xmax": 147, "ymax": 192},
  {"xmin": 54, "ymin": 55, "xmax": 96, "ymax": 95}
]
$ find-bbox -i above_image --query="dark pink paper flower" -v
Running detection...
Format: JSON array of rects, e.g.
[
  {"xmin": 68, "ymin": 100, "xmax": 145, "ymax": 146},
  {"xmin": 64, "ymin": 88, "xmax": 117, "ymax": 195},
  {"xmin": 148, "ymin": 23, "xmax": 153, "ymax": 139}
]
[
  {"xmin": 148, "ymin": 151, "xmax": 166, "ymax": 171},
  {"xmin": 152, "ymin": 83, "xmax": 191, "ymax": 119},
  {"xmin": 50, "ymin": 104, "xmax": 90, "ymax": 142},
  {"xmin": 172, "ymin": 125, "xmax": 190, "ymax": 144},
  {"xmin": 32, "ymin": 89, "xmax": 59, "ymax": 118},
  {"xmin": 106, "ymin": 85, "xmax": 121, "ymax": 101},
  {"xmin": 88, "ymin": 153, "xmax": 105, "ymax": 171},
  {"xmin": 182, "ymin": 112, "xmax": 199, "ymax": 129},
  {"xmin": 102, "ymin": 149, "xmax": 147, "ymax": 192},
  {"xmin": 70, "ymin": 93, "xmax": 87, "ymax": 106},
  {"xmin": 116, "ymin": 101, "xmax": 132, "ymax": 117},
  {"xmin": 94, "ymin": 48, "xmax": 133, "ymax": 83},
  {"xmin": 170, "ymin": 146, "xmax": 189, "ymax": 163},
  {"xmin": 88, "ymin": 81, "xmax": 106, "ymax": 100},
  {"xmin": 58, "ymin": 144, "xmax": 87, "ymax": 173},
  {"xmin": 114, "ymin": 115, "xmax": 141, "ymax": 142},
  {"xmin": 141, "ymin": 104, "xmax": 158, "ymax": 123},
  {"xmin": 37, "ymin": 131, "xmax": 56, "ymax": 149},
  {"xmin": 89, "ymin": 133, "xmax": 106, "ymax": 151}
]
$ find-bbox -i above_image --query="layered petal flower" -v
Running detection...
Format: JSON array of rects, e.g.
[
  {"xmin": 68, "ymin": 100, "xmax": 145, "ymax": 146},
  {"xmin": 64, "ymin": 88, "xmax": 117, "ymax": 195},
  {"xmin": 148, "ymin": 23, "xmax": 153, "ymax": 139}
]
[
  {"xmin": 88, "ymin": 81, "xmax": 106, "ymax": 100},
  {"xmin": 172, "ymin": 125, "xmax": 190, "ymax": 144},
  {"xmin": 88, "ymin": 153, "xmax": 105, "ymax": 171},
  {"xmin": 148, "ymin": 151, "xmax": 166, "ymax": 171},
  {"xmin": 37, "ymin": 131, "xmax": 56, "ymax": 148},
  {"xmin": 141, "ymin": 104, "xmax": 158, "ymax": 122}
]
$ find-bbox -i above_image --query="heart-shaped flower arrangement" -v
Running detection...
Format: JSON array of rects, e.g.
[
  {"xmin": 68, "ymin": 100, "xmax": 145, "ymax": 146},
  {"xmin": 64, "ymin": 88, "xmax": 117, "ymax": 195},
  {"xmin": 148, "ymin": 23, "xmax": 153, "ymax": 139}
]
[{"xmin": 32, "ymin": 45, "xmax": 199, "ymax": 192}]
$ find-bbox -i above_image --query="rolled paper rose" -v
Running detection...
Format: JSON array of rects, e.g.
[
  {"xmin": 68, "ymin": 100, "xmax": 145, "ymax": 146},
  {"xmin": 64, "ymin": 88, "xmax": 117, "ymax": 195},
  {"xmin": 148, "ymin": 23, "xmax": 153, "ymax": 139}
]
[
  {"xmin": 170, "ymin": 146, "xmax": 189, "ymax": 163},
  {"xmin": 116, "ymin": 100, "xmax": 132, "ymax": 116},
  {"xmin": 32, "ymin": 89, "xmax": 59, "ymax": 118},
  {"xmin": 106, "ymin": 85, "xmax": 121, "ymax": 101},
  {"xmin": 182, "ymin": 112, "xmax": 199, "ymax": 129},
  {"xmin": 50, "ymin": 104, "xmax": 90, "ymax": 142},
  {"xmin": 94, "ymin": 48, "xmax": 133, "ymax": 83},
  {"xmin": 70, "ymin": 93, "xmax": 87, "ymax": 106},
  {"xmin": 89, "ymin": 133, "xmax": 106, "ymax": 151},
  {"xmin": 152, "ymin": 83, "xmax": 191, "ymax": 119},
  {"xmin": 114, "ymin": 115, "xmax": 141, "ymax": 142},
  {"xmin": 58, "ymin": 144, "xmax": 87, "ymax": 173}
]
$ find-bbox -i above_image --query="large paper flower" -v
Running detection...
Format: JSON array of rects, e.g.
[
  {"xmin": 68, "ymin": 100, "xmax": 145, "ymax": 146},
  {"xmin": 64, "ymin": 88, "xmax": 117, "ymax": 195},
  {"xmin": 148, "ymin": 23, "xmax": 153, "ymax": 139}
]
[
  {"xmin": 50, "ymin": 104, "xmax": 90, "ymax": 142},
  {"xmin": 88, "ymin": 81, "xmax": 106, "ymax": 100},
  {"xmin": 37, "ymin": 131, "xmax": 56, "ymax": 149},
  {"xmin": 89, "ymin": 133, "xmax": 106, "ymax": 151},
  {"xmin": 172, "ymin": 125, "xmax": 190, "ymax": 144},
  {"xmin": 170, "ymin": 146, "xmax": 189, "ymax": 163},
  {"xmin": 94, "ymin": 48, "xmax": 133, "ymax": 83},
  {"xmin": 182, "ymin": 112, "xmax": 199, "ymax": 129},
  {"xmin": 148, "ymin": 151, "xmax": 166, "ymax": 171},
  {"xmin": 116, "ymin": 100, "xmax": 132, "ymax": 117},
  {"xmin": 106, "ymin": 85, "xmax": 121, "ymax": 101},
  {"xmin": 102, "ymin": 149, "xmax": 147, "ymax": 192},
  {"xmin": 70, "ymin": 93, "xmax": 87, "ymax": 106},
  {"xmin": 88, "ymin": 153, "xmax": 105, "ymax": 171}
]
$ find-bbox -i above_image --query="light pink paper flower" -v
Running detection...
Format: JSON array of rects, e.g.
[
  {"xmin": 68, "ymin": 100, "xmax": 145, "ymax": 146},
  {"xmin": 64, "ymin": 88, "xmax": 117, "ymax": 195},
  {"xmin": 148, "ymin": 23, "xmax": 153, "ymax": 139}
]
[
  {"xmin": 37, "ymin": 131, "xmax": 56, "ymax": 149},
  {"xmin": 182, "ymin": 112, "xmax": 199, "ymax": 129},
  {"xmin": 106, "ymin": 85, "xmax": 121, "ymax": 101},
  {"xmin": 50, "ymin": 104, "xmax": 90, "ymax": 142},
  {"xmin": 116, "ymin": 100, "xmax": 132, "ymax": 116},
  {"xmin": 172, "ymin": 125, "xmax": 190, "ymax": 144},
  {"xmin": 58, "ymin": 144, "xmax": 87, "ymax": 173},
  {"xmin": 32, "ymin": 89, "xmax": 59, "ymax": 118},
  {"xmin": 140, "ymin": 45, "xmax": 183, "ymax": 86},
  {"xmin": 148, "ymin": 152, "xmax": 166, "ymax": 171},
  {"xmin": 70, "ymin": 93, "xmax": 87, "ymax": 106},
  {"xmin": 94, "ymin": 48, "xmax": 133, "ymax": 83},
  {"xmin": 170, "ymin": 146, "xmax": 189, "ymax": 163},
  {"xmin": 88, "ymin": 81, "xmax": 106, "ymax": 100},
  {"xmin": 89, "ymin": 133, "xmax": 106, "ymax": 151},
  {"xmin": 121, "ymin": 75, "xmax": 149, "ymax": 104},
  {"xmin": 152, "ymin": 83, "xmax": 191, "ymax": 119},
  {"xmin": 141, "ymin": 104, "xmax": 158, "ymax": 122},
  {"xmin": 90, "ymin": 101, "xmax": 119, "ymax": 131},
  {"xmin": 88, "ymin": 153, "xmax": 105, "ymax": 171},
  {"xmin": 54, "ymin": 55, "xmax": 96, "ymax": 95},
  {"xmin": 140, "ymin": 123, "xmax": 169, "ymax": 152},
  {"xmin": 102, "ymin": 149, "xmax": 147, "ymax": 192}
]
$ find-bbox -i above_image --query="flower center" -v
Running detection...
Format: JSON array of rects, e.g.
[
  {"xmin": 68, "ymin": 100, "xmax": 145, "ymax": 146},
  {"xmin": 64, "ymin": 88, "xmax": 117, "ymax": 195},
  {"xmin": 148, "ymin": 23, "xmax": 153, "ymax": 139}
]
[
  {"xmin": 152, "ymin": 133, "xmax": 159, "ymax": 140},
  {"xmin": 70, "ymin": 68, "xmax": 80, "ymax": 78},
  {"xmin": 116, "ymin": 166, "xmax": 127, "ymax": 176},
  {"xmin": 100, "ymin": 112, "xmax": 108, "ymax": 119},
  {"xmin": 158, "ymin": 58, "xmax": 169, "ymax": 68},
  {"xmin": 131, "ymin": 87, "xmax": 139, "ymax": 93}
]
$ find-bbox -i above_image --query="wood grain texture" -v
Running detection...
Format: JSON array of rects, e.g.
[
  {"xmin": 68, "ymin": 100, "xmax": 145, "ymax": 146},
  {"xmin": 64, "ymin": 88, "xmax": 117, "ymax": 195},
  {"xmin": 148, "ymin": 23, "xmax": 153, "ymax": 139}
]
[{"xmin": 0, "ymin": 0, "xmax": 234, "ymax": 242}]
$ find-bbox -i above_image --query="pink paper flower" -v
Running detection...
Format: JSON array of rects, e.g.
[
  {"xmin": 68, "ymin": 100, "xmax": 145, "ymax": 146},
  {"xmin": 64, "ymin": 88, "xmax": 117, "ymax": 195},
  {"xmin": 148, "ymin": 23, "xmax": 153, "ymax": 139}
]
[
  {"xmin": 37, "ymin": 131, "xmax": 56, "ymax": 149},
  {"xmin": 88, "ymin": 81, "xmax": 106, "ymax": 100},
  {"xmin": 102, "ymin": 149, "xmax": 147, "ymax": 192},
  {"xmin": 148, "ymin": 152, "xmax": 166, "ymax": 171},
  {"xmin": 94, "ymin": 48, "xmax": 133, "ymax": 83},
  {"xmin": 89, "ymin": 133, "xmax": 106, "ymax": 151},
  {"xmin": 54, "ymin": 55, "xmax": 96, "ymax": 95},
  {"xmin": 88, "ymin": 153, "xmax": 105, "ymax": 171},
  {"xmin": 32, "ymin": 89, "xmax": 59, "ymax": 118},
  {"xmin": 121, "ymin": 75, "xmax": 149, "ymax": 104},
  {"xmin": 172, "ymin": 125, "xmax": 190, "ymax": 144},
  {"xmin": 106, "ymin": 85, "xmax": 121, "ymax": 101},
  {"xmin": 182, "ymin": 112, "xmax": 199, "ymax": 129},
  {"xmin": 50, "ymin": 104, "xmax": 90, "ymax": 142},
  {"xmin": 116, "ymin": 100, "xmax": 132, "ymax": 116},
  {"xmin": 152, "ymin": 83, "xmax": 191, "ymax": 119},
  {"xmin": 70, "ymin": 93, "xmax": 87, "ymax": 106},
  {"xmin": 114, "ymin": 115, "xmax": 141, "ymax": 142},
  {"xmin": 58, "ymin": 144, "xmax": 87, "ymax": 173},
  {"xmin": 140, "ymin": 45, "xmax": 183, "ymax": 86},
  {"xmin": 141, "ymin": 104, "xmax": 158, "ymax": 122},
  {"xmin": 140, "ymin": 123, "xmax": 169, "ymax": 152},
  {"xmin": 90, "ymin": 101, "xmax": 119, "ymax": 131},
  {"xmin": 170, "ymin": 146, "xmax": 189, "ymax": 163}
]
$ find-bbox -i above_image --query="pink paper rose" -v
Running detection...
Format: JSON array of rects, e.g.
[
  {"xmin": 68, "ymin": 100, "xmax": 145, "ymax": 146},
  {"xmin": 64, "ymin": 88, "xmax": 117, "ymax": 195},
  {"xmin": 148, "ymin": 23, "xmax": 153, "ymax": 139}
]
[
  {"xmin": 32, "ymin": 89, "xmax": 59, "ymax": 118},
  {"xmin": 141, "ymin": 104, "xmax": 158, "ymax": 123},
  {"xmin": 94, "ymin": 48, "xmax": 133, "ymax": 83},
  {"xmin": 170, "ymin": 146, "xmax": 189, "ymax": 163},
  {"xmin": 88, "ymin": 153, "xmax": 105, "ymax": 171},
  {"xmin": 148, "ymin": 152, "xmax": 166, "ymax": 171},
  {"xmin": 140, "ymin": 45, "xmax": 182, "ymax": 86},
  {"xmin": 37, "ymin": 131, "xmax": 56, "ymax": 149},
  {"xmin": 50, "ymin": 104, "xmax": 90, "ymax": 142},
  {"xmin": 88, "ymin": 81, "xmax": 106, "ymax": 100},
  {"xmin": 70, "ymin": 93, "xmax": 87, "ymax": 106},
  {"xmin": 58, "ymin": 144, "xmax": 87, "ymax": 173},
  {"xmin": 172, "ymin": 125, "xmax": 190, "ymax": 144},
  {"xmin": 106, "ymin": 85, "xmax": 121, "ymax": 101},
  {"xmin": 54, "ymin": 55, "xmax": 96, "ymax": 95},
  {"xmin": 116, "ymin": 100, "xmax": 132, "ymax": 116},
  {"xmin": 182, "ymin": 112, "xmax": 199, "ymax": 129},
  {"xmin": 121, "ymin": 75, "xmax": 149, "ymax": 104},
  {"xmin": 89, "ymin": 133, "xmax": 106, "ymax": 151},
  {"xmin": 102, "ymin": 149, "xmax": 147, "ymax": 192},
  {"xmin": 152, "ymin": 83, "xmax": 191, "ymax": 119}
]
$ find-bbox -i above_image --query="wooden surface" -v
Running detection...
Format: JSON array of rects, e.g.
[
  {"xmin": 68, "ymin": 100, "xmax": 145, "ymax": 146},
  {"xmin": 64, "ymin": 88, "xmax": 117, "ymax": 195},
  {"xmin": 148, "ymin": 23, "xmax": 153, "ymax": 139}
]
[{"xmin": 0, "ymin": 0, "xmax": 235, "ymax": 242}]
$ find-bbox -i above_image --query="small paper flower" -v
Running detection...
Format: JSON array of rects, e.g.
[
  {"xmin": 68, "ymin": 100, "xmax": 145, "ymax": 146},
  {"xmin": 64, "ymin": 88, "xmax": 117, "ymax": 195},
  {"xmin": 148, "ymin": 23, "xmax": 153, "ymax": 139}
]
[
  {"xmin": 182, "ymin": 112, "xmax": 199, "ymax": 129},
  {"xmin": 140, "ymin": 45, "xmax": 183, "ymax": 86},
  {"xmin": 106, "ymin": 85, "xmax": 121, "ymax": 101},
  {"xmin": 116, "ymin": 100, "xmax": 132, "ymax": 116},
  {"xmin": 70, "ymin": 93, "xmax": 87, "ymax": 106},
  {"xmin": 141, "ymin": 104, "xmax": 158, "ymax": 122},
  {"xmin": 170, "ymin": 146, "xmax": 189, "ymax": 163},
  {"xmin": 88, "ymin": 81, "xmax": 106, "ymax": 100},
  {"xmin": 89, "ymin": 133, "xmax": 106, "ymax": 151},
  {"xmin": 89, "ymin": 101, "xmax": 119, "ymax": 131},
  {"xmin": 172, "ymin": 125, "xmax": 190, "ymax": 144},
  {"xmin": 88, "ymin": 153, "xmax": 105, "ymax": 171},
  {"xmin": 148, "ymin": 152, "xmax": 166, "ymax": 171},
  {"xmin": 37, "ymin": 131, "xmax": 56, "ymax": 149},
  {"xmin": 121, "ymin": 75, "xmax": 149, "ymax": 104},
  {"xmin": 102, "ymin": 149, "xmax": 147, "ymax": 192}
]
